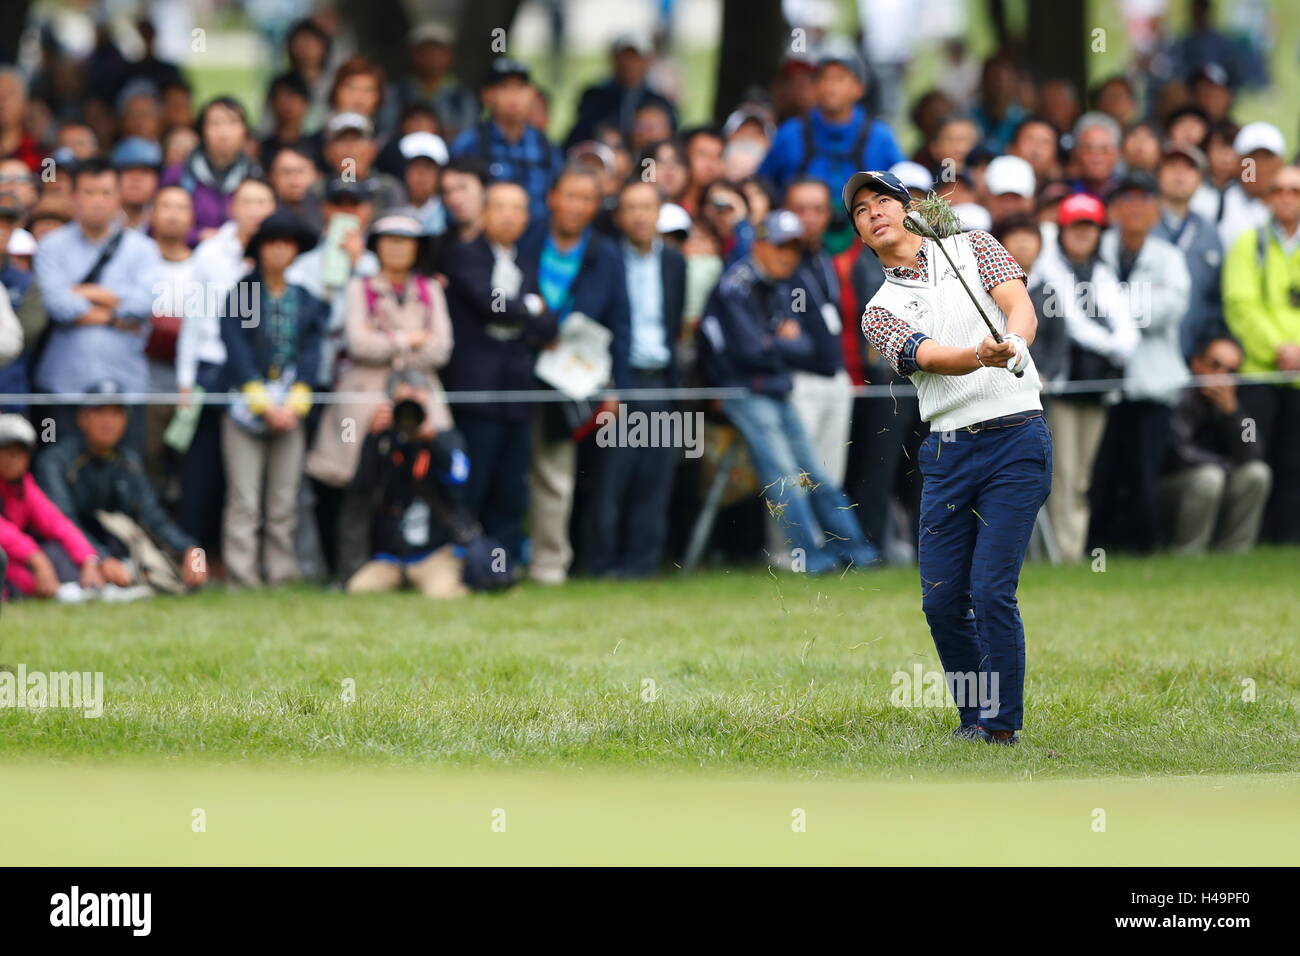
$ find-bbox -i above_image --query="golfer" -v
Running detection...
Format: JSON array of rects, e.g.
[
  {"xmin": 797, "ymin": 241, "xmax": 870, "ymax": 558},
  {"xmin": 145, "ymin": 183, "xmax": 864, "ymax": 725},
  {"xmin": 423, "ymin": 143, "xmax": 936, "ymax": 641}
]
[{"xmin": 844, "ymin": 170, "xmax": 1051, "ymax": 745}]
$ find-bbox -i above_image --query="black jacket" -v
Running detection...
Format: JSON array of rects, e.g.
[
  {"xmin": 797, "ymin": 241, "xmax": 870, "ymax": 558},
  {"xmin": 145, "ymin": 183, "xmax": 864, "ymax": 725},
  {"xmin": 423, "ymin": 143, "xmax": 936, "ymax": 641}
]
[
  {"xmin": 564, "ymin": 80, "xmax": 678, "ymax": 149},
  {"xmin": 353, "ymin": 429, "xmax": 479, "ymax": 561},
  {"xmin": 220, "ymin": 271, "xmax": 328, "ymax": 390},
  {"xmin": 35, "ymin": 435, "xmax": 196, "ymax": 558},
  {"xmin": 1163, "ymin": 388, "xmax": 1264, "ymax": 475},
  {"xmin": 790, "ymin": 248, "xmax": 846, "ymax": 378},
  {"xmin": 441, "ymin": 236, "xmax": 558, "ymax": 422}
]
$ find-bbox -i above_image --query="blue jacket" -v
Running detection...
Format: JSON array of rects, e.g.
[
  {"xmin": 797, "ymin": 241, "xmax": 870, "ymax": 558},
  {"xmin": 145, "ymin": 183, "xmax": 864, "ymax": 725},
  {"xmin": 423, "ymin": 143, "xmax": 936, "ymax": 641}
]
[
  {"xmin": 520, "ymin": 229, "xmax": 632, "ymax": 390},
  {"xmin": 219, "ymin": 273, "xmax": 328, "ymax": 391},
  {"xmin": 695, "ymin": 256, "xmax": 815, "ymax": 397},
  {"xmin": 759, "ymin": 106, "xmax": 904, "ymax": 198}
]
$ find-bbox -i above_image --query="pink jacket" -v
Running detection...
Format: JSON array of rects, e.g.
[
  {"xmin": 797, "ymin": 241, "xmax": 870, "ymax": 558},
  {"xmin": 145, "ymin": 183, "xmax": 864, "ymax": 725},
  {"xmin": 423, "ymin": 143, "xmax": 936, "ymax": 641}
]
[{"xmin": 1, "ymin": 473, "xmax": 97, "ymax": 595}]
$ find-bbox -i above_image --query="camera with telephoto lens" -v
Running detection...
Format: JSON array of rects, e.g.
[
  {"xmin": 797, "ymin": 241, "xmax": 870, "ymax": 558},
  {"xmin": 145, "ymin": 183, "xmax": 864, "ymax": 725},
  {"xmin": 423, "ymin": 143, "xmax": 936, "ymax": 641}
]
[{"xmin": 392, "ymin": 398, "xmax": 426, "ymax": 440}]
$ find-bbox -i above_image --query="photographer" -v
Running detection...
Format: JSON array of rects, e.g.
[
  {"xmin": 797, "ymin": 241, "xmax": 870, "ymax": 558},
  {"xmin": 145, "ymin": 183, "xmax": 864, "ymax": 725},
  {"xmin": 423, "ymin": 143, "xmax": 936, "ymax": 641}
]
[{"xmin": 345, "ymin": 370, "xmax": 477, "ymax": 599}]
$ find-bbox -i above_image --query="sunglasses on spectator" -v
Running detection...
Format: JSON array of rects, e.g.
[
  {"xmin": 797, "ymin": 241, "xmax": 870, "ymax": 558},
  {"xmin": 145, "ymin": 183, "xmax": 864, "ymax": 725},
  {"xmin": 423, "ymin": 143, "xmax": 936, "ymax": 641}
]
[
  {"xmin": 0, "ymin": 173, "xmax": 34, "ymax": 184},
  {"xmin": 1269, "ymin": 185, "xmax": 1300, "ymax": 196}
]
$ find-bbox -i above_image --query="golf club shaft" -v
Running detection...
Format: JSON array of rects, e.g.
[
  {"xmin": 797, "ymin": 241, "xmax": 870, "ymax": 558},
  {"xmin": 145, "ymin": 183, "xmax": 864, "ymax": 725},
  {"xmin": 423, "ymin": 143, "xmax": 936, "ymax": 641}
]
[{"xmin": 911, "ymin": 216, "xmax": 1025, "ymax": 378}]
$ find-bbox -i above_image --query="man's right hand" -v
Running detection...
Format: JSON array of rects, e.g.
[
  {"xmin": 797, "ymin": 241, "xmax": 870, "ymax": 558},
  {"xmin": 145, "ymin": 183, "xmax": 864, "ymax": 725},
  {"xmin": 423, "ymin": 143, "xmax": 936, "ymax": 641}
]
[
  {"xmin": 29, "ymin": 552, "xmax": 59, "ymax": 598},
  {"xmin": 100, "ymin": 557, "xmax": 133, "ymax": 587},
  {"xmin": 977, "ymin": 335, "xmax": 1017, "ymax": 368},
  {"xmin": 369, "ymin": 401, "xmax": 394, "ymax": 433}
]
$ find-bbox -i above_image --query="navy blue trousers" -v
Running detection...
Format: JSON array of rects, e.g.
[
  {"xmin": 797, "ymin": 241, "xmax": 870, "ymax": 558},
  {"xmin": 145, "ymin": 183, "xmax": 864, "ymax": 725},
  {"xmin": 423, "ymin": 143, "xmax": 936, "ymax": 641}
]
[{"xmin": 916, "ymin": 414, "xmax": 1052, "ymax": 732}]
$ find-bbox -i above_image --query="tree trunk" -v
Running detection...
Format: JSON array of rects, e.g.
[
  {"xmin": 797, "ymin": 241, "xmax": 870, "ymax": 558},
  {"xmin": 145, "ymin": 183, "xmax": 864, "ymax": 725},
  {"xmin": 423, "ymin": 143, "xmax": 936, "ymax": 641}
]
[
  {"xmin": 453, "ymin": 0, "xmax": 530, "ymax": 93},
  {"xmin": 0, "ymin": 0, "xmax": 31, "ymax": 65},
  {"xmin": 712, "ymin": 0, "xmax": 788, "ymax": 126},
  {"xmin": 1025, "ymin": 0, "xmax": 1087, "ymax": 95}
]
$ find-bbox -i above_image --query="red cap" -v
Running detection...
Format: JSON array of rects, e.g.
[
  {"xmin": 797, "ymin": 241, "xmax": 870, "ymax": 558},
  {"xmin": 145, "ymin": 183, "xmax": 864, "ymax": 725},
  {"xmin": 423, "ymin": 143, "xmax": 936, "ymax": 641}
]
[{"xmin": 1057, "ymin": 193, "xmax": 1106, "ymax": 228}]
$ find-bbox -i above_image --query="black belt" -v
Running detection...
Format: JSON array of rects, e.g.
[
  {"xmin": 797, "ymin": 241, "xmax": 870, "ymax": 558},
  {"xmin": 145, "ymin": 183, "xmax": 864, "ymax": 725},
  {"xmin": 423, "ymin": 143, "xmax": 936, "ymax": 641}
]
[{"xmin": 941, "ymin": 410, "xmax": 1042, "ymax": 435}]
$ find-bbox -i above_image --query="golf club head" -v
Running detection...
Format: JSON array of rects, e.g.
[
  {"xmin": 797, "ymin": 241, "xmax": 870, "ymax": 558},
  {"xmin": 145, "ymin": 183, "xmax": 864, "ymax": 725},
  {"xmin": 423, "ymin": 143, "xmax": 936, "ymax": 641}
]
[{"xmin": 903, "ymin": 210, "xmax": 934, "ymax": 238}]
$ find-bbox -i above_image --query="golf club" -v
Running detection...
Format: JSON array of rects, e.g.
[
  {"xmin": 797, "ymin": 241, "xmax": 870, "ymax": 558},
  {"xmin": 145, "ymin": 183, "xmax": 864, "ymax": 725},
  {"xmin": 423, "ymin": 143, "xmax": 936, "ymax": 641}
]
[{"xmin": 904, "ymin": 210, "xmax": 1025, "ymax": 378}]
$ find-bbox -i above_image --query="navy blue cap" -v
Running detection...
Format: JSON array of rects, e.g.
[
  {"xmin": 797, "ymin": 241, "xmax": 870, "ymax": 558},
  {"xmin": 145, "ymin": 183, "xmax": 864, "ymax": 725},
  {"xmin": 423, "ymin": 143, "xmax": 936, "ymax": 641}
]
[
  {"xmin": 841, "ymin": 169, "xmax": 911, "ymax": 216},
  {"xmin": 1106, "ymin": 170, "xmax": 1158, "ymax": 201},
  {"xmin": 110, "ymin": 137, "xmax": 163, "ymax": 171},
  {"xmin": 484, "ymin": 57, "xmax": 530, "ymax": 88},
  {"xmin": 325, "ymin": 177, "xmax": 377, "ymax": 203},
  {"xmin": 84, "ymin": 379, "xmax": 127, "ymax": 406}
]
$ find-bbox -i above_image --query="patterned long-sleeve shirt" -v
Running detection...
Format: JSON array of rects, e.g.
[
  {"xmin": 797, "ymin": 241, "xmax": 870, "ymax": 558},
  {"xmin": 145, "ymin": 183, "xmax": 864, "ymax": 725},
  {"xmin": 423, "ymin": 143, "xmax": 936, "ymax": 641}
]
[{"xmin": 860, "ymin": 230, "xmax": 1025, "ymax": 376}]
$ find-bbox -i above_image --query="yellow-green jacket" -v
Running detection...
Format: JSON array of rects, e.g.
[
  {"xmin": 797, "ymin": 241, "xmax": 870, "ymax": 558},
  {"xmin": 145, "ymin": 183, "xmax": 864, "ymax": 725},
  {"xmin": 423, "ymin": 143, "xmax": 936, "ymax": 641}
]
[{"xmin": 1223, "ymin": 221, "xmax": 1300, "ymax": 385}]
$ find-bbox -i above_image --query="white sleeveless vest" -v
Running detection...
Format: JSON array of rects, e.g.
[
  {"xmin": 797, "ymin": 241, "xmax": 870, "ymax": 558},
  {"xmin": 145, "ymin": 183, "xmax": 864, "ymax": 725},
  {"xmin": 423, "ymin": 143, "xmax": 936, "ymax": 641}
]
[{"xmin": 868, "ymin": 233, "xmax": 1043, "ymax": 432}]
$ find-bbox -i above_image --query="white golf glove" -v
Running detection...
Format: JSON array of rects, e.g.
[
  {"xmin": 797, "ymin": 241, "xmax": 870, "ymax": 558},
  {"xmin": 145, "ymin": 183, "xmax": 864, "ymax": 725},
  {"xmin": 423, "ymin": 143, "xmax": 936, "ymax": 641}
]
[{"xmin": 1004, "ymin": 333, "xmax": 1030, "ymax": 374}]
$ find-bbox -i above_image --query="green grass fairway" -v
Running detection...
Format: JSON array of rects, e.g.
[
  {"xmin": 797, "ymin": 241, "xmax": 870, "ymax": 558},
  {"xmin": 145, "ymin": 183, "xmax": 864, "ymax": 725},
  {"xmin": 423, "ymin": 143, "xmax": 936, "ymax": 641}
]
[
  {"xmin": 2, "ymin": 548, "xmax": 1297, "ymax": 778},
  {"xmin": 3, "ymin": 763, "xmax": 1296, "ymax": 866}
]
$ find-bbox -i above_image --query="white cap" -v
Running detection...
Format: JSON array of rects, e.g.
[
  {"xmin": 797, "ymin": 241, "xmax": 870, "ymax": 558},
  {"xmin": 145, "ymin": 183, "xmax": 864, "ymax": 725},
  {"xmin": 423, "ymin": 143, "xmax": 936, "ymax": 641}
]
[
  {"xmin": 953, "ymin": 202, "xmax": 992, "ymax": 232},
  {"xmin": 889, "ymin": 160, "xmax": 934, "ymax": 194},
  {"xmin": 7, "ymin": 227, "xmax": 35, "ymax": 256},
  {"xmin": 0, "ymin": 413, "xmax": 36, "ymax": 449},
  {"xmin": 399, "ymin": 131, "xmax": 449, "ymax": 165},
  {"xmin": 656, "ymin": 203, "xmax": 692, "ymax": 235},
  {"xmin": 984, "ymin": 155, "xmax": 1036, "ymax": 198},
  {"xmin": 1233, "ymin": 121, "xmax": 1285, "ymax": 157}
]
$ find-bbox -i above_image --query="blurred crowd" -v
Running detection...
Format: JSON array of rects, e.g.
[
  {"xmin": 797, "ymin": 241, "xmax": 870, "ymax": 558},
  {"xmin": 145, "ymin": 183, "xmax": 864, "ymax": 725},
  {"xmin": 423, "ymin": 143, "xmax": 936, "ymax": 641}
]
[{"xmin": 0, "ymin": 0, "xmax": 1297, "ymax": 603}]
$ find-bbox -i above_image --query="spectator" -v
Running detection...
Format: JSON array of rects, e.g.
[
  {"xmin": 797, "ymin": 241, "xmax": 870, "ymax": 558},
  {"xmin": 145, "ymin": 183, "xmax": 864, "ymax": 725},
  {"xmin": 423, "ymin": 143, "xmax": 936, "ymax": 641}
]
[
  {"xmin": 144, "ymin": 185, "xmax": 195, "ymax": 477},
  {"xmin": 286, "ymin": 178, "xmax": 380, "ymax": 389},
  {"xmin": 305, "ymin": 211, "xmax": 455, "ymax": 579},
  {"xmin": 1160, "ymin": 335, "xmax": 1271, "ymax": 555},
  {"xmin": 0, "ymin": 413, "xmax": 100, "ymax": 600},
  {"xmin": 1091, "ymin": 172, "xmax": 1191, "ymax": 554},
  {"xmin": 698, "ymin": 179, "xmax": 752, "ymax": 265},
  {"xmin": 395, "ymin": 22, "xmax": 479, "ymax": 142},
  {"xmin": 451, "ymin": 59, "xmax": 561, "ymax": 224},
  {"xmin": 440, "ymin": 157, "xmax": 488, "ymax": 243},
  {"xmin": 441, "ymin": 181, "xmax": 556, "ymax": 563},
  {"xmin": 163, "ymin": 96, "xmax": 260, "ymax": 243},
  {"xmin": 971, "ymin": 55, "xmax": 1027, "ymax": 153},
  {"xmin": 398, "ymin": 131, "xmax": 450, "ymax": 236},
  {"xmin": 327, "ymin": 56, "xmax": 389, "ymax": 141},
  {"xmin": 1164, "ymin": 104, "xmax": 1210, "ymax": 150},
  {"xmin": 1070, "ymin": 112, "xmax": 1122, "ymax": 199},
  {"xmin": 35, "ymin": 381, "xmax": 207, "ymax": 594},
  {"xmin": 268, "ymin": 144, "xmax": 323, "ymax": 234},
  {"xmin": 281, "ymin": 18, "xmax": 334, "ymax": 132},
  {"xmin": 993, "ymin": 214, "xmax": 1068, "ymax": 384},
  {"xmin": 218, "ymin": 210, "xmax": 328, "ymax": 588},
  {"xmin": 314, "ymin": 112, "xmax": 406, "ymax": 216},
  {"xmin": 582, "ymin": 179, "xmax": 684, "ymax": 578},
  {"xmin": 1038, "ymin": 79, "xmax": 1081, "ymax": 143},
  {"xmin": 1217, "ymin": 121, "xmax": 1284, "ymax": 249},
  {"xmin": 784, "ymin": 177, "xmax": 852, "ymax": 486},
  {"xmin": 1007, "ymin": 115, "xmax": 1062, "ymax": 184},
  {"xmin": 643, "ymin": 138, "xmax": 690, "ymax": 206},
  {"xmin": 55, "ymin": 122, "xmax": 99, "ymax": 163},
  {"xmin": 33, "ymin": 157, "xmax": 161, "ymax": 443},
  {"xmin": 1034, "ymin": 193, "xmax": 1138, "ymax": 560},
  {"xmin": 346, "ymin": 372, "xmax": 475, "ymax": 598},
  {"xmin": 676, "ymin": 126, "xmax": 726, "ymax": 218},
  {"xmin": 176, "ymin": 176, "xmax": 276, "ymax": 559},
  {"xmin": 1190, "ymin": 119, "xmax": 1240, "ymax": 224},
  {"xmin": 258, "ymin": 73, "xmax": 316, "ymax": 171},
  {"xmin": 0, "ymin": 194, "xmax": 45, "ymax": 412},
  {"xmin": 914, "ymin": 114, "xmax": 979, "ymax": 181},
  {"xmin": 759, "ymin": 51, "xmax": 904, "ymax": 200},
  {"xmin": 116, "ymin": 78, "xmax": 163, "ymax": 145},
  {"xmin": 162, "ymin": 124, "xmax": 199, "ymax": 171},
  {"xmin": 110, "ymin": 136, "xmax": 163, "ymax": 232},
  {"xmin": 1092, "ymin": 75, "xmax": 1138, "ymax": 129},
  {"xmin": 1188, "ymin": 62, "xmax": 1234, "ymax": 123},
  {"xmin": 696, "ymin": 210, "xmax": 878, "ymax": 574},
  {"xmin": 0, "ymin": 158, "xmax": 38, "ymax": 214},
  {"xmin": 566, "ymin": 34, "xmax": 678, "ymax": 149},
  {"xmin": 25, "ymin": 193, "xmax": 72, "ymax": 242},
  {"xmin": 981, "ymin": 155, "xmax": 1037, "ymax": 223},
  {"xmin": 0, "ymin": 68, "xmax": 44, "ymax": 173},
  {"xmin": 631, "ymin": 101, "xmax": 677, "ymax": 157},
  {"xmin": 374, "ymin": 103, "xmax": 438, "ymax": 181},
  {"xmin": 1152, "ymin": 142, "xmax": 1226, "ymax": 356},
  {"xmin": 1121, "ymin": 121, "xmax": 1161, "ymax": 175},
  {"xmin": 1223, "ymin": 164, "xmax": 1300, "ymax": 543},
  {"xmin": 520, "ymin": 166, "xmax": 630, "ymax": 584}
]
